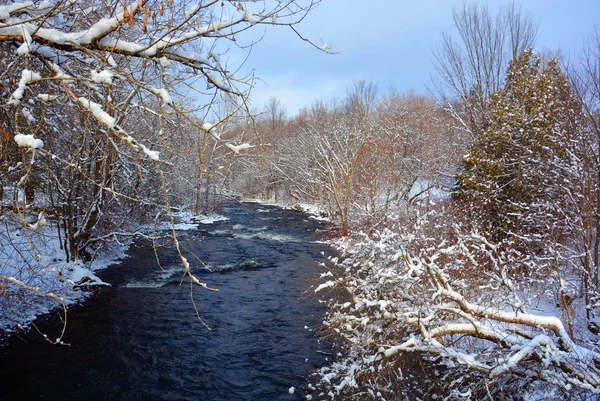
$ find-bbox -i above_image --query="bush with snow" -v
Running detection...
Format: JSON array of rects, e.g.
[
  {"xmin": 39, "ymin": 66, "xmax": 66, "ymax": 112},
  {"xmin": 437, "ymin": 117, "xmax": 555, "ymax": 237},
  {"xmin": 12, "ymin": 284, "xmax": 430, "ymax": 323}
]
[{"xmin": 314, "ymin": 208, "xmax": 600, "ymax": 399}]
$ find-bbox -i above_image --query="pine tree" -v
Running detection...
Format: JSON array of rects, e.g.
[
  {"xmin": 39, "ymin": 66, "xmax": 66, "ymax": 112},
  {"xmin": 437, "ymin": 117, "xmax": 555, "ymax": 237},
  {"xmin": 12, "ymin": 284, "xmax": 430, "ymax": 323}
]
[{"xmin": 456, "ymin": 49, "xmax": 580, "ymax": 255}]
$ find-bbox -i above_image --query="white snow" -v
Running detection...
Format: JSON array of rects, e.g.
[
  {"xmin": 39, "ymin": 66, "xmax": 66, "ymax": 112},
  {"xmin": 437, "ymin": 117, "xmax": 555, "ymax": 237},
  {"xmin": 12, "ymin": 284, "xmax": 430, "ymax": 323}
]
[
  {"xmin": 0, "ymin": 1, "xmax": 33, "ymax": 20},
  {"xmin": 17, "ymin": 42, "xmax": 30, "ymax": 55},
  {"xmin": 9, "ymin": 69, "xmax": 41, "ymax": 105},
  {"xmin": 36, "ymin": 94, "xmax": 58, "ymax": 101},
  {"xmin": 158, "ymin": 57, "xmax": 172, "ymax": 67},
  {"xmin": 77, "ymin": 97, "xmax": 116, "ymax": 128},
  {"xmin": 21, "ymin": 107, "xmax": 35, "ymax": 123},
  {"xmin": 140, "ymin": 144, "xmax": 160, "ymax": 161},
  {"xmin": 0, "ymin": 214, "xmax": 128, "ymax": 334},
  {"xmin": 245, "ymin": 11, "xmax": 260, "ymax": 25},
  {"xmin": 226, "ymin": 143, "xmax": 253, "ymax": 154},
  {"xmin": 202, "ymin": 122, "xmax": 215, "ymax": 132},
  {"xmin": 193, "ymin": 214, "xmax": 229, "ymax": 224},
  {"xmin": 184, "ymin": 4, "xmax": 201, "ymax": 19},
  {"xmin": 91, "ymin": 69, "xmax": 114, "ymax": 84},
  {"xmin": 16, "ymin": 25, "xmax": 33, "ymax": 55},
  {"xmin": 315, "ymin": 281, "xmax": 336, "ymax": 293},
  {"xmin": 150, "ymin": 88, "xmax": 173, "ymax": 105},
  {"xmin": 14, "ymin": 133, "xmax": 43, "ymax": 149},
  {"xmin": 288, "ymin": 386, "xmax": 295, "ymax": 394},
  {"xmin": 158, "ymin": 213, "xmax": 229, "ymax": 231},
  {"xmin": 107, "ymin": 55, "xmax": 117, "ymax": 67}
]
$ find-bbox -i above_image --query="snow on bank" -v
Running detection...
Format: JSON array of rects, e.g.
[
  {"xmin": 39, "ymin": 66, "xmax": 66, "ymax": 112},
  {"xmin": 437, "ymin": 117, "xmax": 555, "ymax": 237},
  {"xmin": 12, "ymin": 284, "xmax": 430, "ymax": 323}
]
[
  {"xmin": 243, "ymin": 198, "xmax": 331, "ymax": 222},
  {"xmin": 311, "ymin": 217, "xmax": 600, "ymax": 399},
  {"xmin": 157, "ymin": 212, "xmax": 229, "ymax": 231},
  {"xmin": 0, "ymin": 214, "xmax": 129, "ymax": 336},
  {"xmin": 0, "ymin": 207, "xmax": 232, "ymax": 338}
]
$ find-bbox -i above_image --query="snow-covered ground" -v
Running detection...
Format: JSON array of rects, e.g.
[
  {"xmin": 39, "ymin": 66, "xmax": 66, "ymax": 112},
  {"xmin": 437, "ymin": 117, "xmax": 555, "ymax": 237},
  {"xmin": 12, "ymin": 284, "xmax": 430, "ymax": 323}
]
[
  {"xmin": 243, "ymin": 197, "xmax": 331, "ymax": 222},
  {"xmin": 0, "ymin": 213, "xmax": 127, "ymax": 338},
  {"xmin": 0, "ymin": 209, "xmax": 230, "ymax": 340},
  {"xmin": 310, "ymin": 216, "xmax": 600, "ymax": 399}
]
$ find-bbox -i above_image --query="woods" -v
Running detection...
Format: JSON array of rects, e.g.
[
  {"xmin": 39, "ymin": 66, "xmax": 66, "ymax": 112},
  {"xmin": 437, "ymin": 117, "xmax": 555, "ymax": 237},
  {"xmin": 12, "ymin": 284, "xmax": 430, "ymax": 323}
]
[
  {"xmin": 1, "ymin": 1, "xmax": 600, "ymax": 399},
  {"xmin": 0, "ymin": 0, "xmax": 322, "ymax": 335}
]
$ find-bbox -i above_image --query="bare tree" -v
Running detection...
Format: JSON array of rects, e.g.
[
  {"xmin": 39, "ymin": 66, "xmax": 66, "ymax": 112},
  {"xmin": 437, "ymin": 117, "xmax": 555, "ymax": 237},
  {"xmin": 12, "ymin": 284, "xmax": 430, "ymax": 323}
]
[
  {"xmin": 432, "ymin": 2, "xmax": 538, "ymax": 137},
  {"xmin": 566, "ymin": 27, "xmax": 600, "ymax": 328},
  {"xmin": 0, "ymin": 0, "xmax": 324, "ymax": 336}
]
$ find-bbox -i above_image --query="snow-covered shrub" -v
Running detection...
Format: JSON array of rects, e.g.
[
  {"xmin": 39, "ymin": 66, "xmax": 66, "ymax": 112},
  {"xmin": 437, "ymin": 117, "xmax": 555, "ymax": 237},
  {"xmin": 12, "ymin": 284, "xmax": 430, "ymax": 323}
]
[{"xmin": 314, "ymin": 207, "xmax": 600, "ymax": 399}]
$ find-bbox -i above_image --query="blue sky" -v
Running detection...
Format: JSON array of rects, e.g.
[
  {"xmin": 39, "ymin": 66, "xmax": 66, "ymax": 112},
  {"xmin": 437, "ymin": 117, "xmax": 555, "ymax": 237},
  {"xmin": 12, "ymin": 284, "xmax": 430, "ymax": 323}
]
[{"xmin": 232, "ymin": 0, "xmax": 599, "ymax": 115}]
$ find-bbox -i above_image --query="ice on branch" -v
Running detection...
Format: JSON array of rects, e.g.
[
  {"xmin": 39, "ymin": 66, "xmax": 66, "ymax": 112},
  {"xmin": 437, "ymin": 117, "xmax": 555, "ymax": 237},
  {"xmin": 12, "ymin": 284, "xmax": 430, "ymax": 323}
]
[
  {"xmin": 77, "ymin": 97, "xmax": 116, "ymax": 128},
  {"xmin": 9, "ymin": 69, "xmax": 41, "ymax": 105},
  {"xmin": 14, "ymin": 133, "xmax": 43, "ymax": 149}
]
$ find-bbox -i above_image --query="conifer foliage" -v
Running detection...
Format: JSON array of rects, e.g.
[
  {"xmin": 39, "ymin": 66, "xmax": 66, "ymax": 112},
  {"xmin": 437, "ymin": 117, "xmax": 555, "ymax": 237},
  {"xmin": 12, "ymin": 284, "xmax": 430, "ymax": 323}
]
[{"xmin": 456, "ymin": 50, "xmax": 580, "ymax": 254}]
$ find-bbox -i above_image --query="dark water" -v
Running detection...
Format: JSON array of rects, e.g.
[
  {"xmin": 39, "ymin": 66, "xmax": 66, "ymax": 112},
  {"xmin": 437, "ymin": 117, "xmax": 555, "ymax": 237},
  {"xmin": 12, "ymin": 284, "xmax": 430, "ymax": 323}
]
[{"xmin": 0, "ymin": 202, "xmax": 335, "ymax": 400}]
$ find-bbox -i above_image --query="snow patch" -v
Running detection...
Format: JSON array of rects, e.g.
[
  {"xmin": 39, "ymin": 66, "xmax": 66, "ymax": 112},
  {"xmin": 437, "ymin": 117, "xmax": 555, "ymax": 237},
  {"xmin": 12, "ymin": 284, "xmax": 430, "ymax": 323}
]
[
  {"xmin": 91, "ymin": 69, "xmax": 114, "ymax": 84},
  {"xmin": 77, "ymin": 97, "xmax": 115, "ymax": 127},
  {"xmin": 14, "ymin": 133, "xmax": 43, "ymax": 149},
  {"xmin": 9, "ymin": 69, "xmax": 41, "ymax": 105}
]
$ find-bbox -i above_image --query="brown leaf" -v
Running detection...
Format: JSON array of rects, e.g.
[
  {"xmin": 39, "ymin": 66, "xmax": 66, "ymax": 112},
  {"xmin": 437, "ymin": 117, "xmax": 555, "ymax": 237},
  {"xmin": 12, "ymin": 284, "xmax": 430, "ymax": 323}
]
[
  {"xmin": 0, "ymin": 127, "xmax": 10, "ymax": 142},
  {"xmin": 142, "ymin": 6, "xmax": 149, "ymax": 33}
]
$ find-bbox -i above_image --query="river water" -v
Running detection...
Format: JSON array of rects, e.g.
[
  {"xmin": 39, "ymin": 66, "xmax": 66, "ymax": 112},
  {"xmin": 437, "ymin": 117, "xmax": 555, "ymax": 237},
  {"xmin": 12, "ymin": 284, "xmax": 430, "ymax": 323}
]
[{"xmin": 0, "ymin": 202, "xmax": 335, "ymax": 400}]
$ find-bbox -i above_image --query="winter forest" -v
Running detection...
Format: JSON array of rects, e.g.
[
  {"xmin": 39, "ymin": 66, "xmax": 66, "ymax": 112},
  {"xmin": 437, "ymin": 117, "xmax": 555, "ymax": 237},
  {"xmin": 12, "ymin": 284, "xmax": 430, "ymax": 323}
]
[{"xmin": 1, "ymin": 0, "xmax": 600, "ymax": 400}]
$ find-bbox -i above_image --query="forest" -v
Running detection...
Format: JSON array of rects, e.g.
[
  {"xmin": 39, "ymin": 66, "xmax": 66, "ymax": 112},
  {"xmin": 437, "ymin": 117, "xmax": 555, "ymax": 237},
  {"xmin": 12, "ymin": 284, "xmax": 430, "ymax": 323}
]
[{"xmin": 1, "ymin": 0, "xmax": 600, "ymax": 399}]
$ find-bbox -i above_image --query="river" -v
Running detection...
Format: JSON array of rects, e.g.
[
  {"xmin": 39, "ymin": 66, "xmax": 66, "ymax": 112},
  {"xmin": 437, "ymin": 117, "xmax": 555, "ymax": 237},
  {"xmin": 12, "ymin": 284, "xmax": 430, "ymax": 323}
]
[{"xmin": 0, "ymin": 202, "xmax": 335, "ymax": 400}]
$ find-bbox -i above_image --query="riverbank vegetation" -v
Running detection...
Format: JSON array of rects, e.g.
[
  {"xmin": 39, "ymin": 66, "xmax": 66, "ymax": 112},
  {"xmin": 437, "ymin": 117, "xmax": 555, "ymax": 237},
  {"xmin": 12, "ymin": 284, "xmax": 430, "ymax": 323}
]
[
  {"xmin": 0, "ymin": 0, "xmax": 324, "ymax": 334},
  {"xmin": 232, "ymin": 5, "xmax": 600, "ymax": 400},
  {"xmin": 1, "ymin": 1, "xmax": 600, "ymax": 399}
]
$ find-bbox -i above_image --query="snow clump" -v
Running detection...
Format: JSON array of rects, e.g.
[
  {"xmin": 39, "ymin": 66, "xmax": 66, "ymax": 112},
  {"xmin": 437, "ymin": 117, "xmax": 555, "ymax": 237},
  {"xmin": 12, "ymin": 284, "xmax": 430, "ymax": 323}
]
[{"xmin": 14, "ymin": 133, "xmax": 43, "ymax": 149}]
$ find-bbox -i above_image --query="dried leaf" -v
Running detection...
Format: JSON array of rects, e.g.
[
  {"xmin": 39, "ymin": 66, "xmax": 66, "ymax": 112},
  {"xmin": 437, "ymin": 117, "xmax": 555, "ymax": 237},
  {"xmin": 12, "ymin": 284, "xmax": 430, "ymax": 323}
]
[
  {"xmin": 159, "ymin": 1, "xmax": 165, "ymax": 16},
  {"xmin": 0, "ymin": 127, "xmax": 10, "ymax": 142},
  {"xmin": 142, "ymin": 6, "xmax": 149, "ymax": 33}
]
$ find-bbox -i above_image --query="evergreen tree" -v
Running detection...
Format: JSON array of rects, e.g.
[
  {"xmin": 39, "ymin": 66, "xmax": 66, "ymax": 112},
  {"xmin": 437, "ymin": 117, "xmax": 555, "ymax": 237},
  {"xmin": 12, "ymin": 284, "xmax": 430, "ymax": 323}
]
[{"xmin": 456, "ymin": 49, "xmax": 580, "ymax": 256}]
